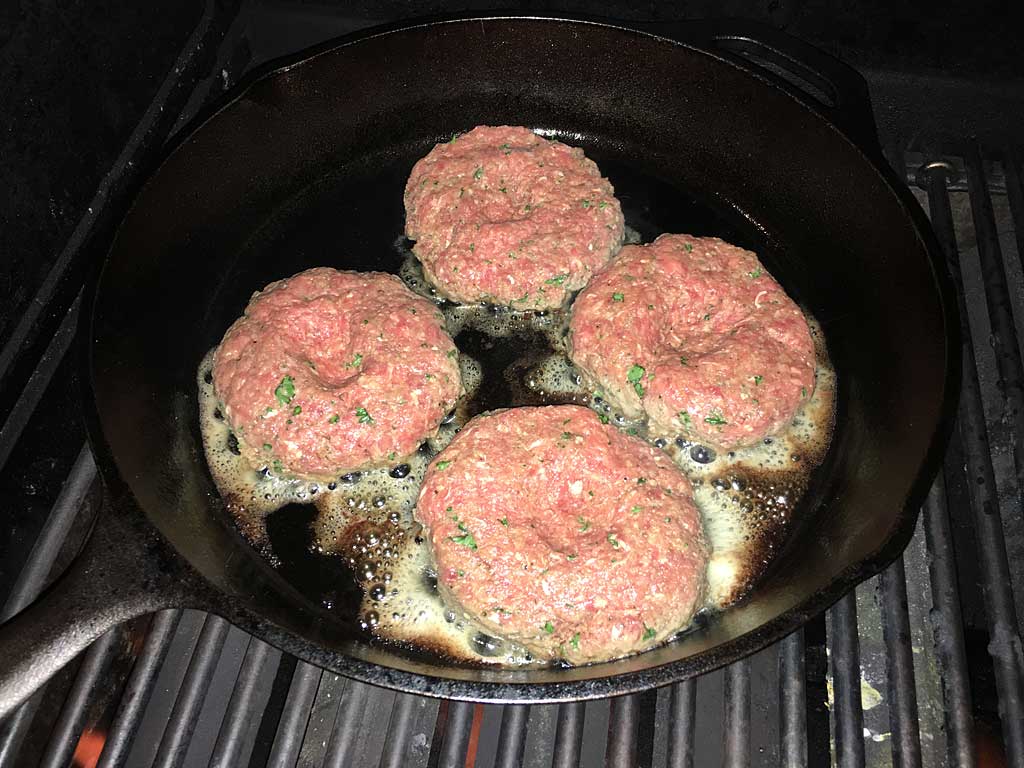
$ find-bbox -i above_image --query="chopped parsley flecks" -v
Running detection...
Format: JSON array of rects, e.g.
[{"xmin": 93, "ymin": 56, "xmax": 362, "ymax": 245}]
[
  {"xmin": 637, "ymin": 477, "xmax": 647, "ymax": 484},
  {"xmin": 679, "ymin": 411, "xmax": 692, "ymax": 426},
  {"xmin": 561, "ymin": 431, "xmax": 576, "ymax": 441},
  {"xmin": 630, "ymin": 505, "xmax": 642, "ymax": 515},
  {"xmin": 581, "ymin": 199, "xmax": 592, "ymax": 208},
  {"xmin": 447, "ymin": 349, "xmax": 458, "ymax": 359},
  {"xmin": 328, "ymin": 414, "xmax": 339, "ymax": 424},
  {"xmin": 571, "ymin": 633, "xmax": 580, "ymax": 650},
  {"xmin": 262, "ymin": 443, "xmax": 272, "ymax": 451},
  {"xmin": 612, "ymin": 292, "xmax": 624, "ymax": 302},
  {"xmin": 469, "ymin": 243, "xmax": 475, "ymax": 252},
  {"xmin": 607, "ymin": 532, "xmax": 620, "ymax": 548},
  {"xmin": 680, "ymin": 356, "xmax": 689, "ymax": 366},
  {"xmin": 499, "ymin": 142, "xmax": 511, "ymax": 152},
  {"xmin": 802, "ymin": 386, "xmax": 809, "ymax": 398},
  {"xmin": 703, "ymin": 313, "xmax": 711, "ymax": 321},
  {"xmin": 545, "ymin": 273, "xmax": 569, "ymax": 286},
  {"xmin": 346, "ymin": 353, "xmax": 363, "ymax": 368},
  {"xmin": 683, "ymin": 243, "xmax": 694, "ymax": 252},
  {"xmin": 435, "ymin": 460, "xmax": 452, "ymax": 471},
  {"xmin": 473, "ymin": 166, "xmax": 484, "ymax": 179},
  {"xmin": 388, "ymin": 452, "xmax": 397, "ymax": 461},
  {"xmin": 543, "ymin": 621, "xmax": 555, "ymax": 634},
  {"xmin": 449, "ymin": 531, "xmax": 477, "ymax": 549},
  {"xmin": 704, "ymin": 411, "xmax": 728, "ymax": 426},
  {"xmin": 274, "ymin": 375, "xmax": 295, "ymax": 405},
  {"xmin": 355, "ymin": 407, "xmax": 374, "ymax": 424},
  {"xmin": 499, "ymin": 517, "xmax": 509, "ymax": 527},
  {"xmin": 599, "ymin": 413, "xmax": 610, "ymax": 424},
  {"xmin": 272, "ymin": 459, "xmax": 284, "ymax": 474},
  {"xmin": 292, "ymin": 405, "xmax": 302, "ymax": 415},
  {"xmin": 643, "ymin": 625, "xmax": 657, "ymax": 641},
  {"xmin": 754, "ymin": 374, "xmax": 763, "ymax": 386},
  {"xmin": 578, "ymin": 516, "xmax": 591, "ymax": 532},
  {"xmin": 599, "ymin": 201, "xmax": 608, "ymax": 209},
  {"xmin": 567, "ymin": 554, "xmax": 577, "ymax": 560},
  {"xmin": 749, "ymin": 268, "xmax": 763, "ymax": 278},
  {"xmin": 627, "ymin": 364, "xmax": 646, "ymax": 397}
]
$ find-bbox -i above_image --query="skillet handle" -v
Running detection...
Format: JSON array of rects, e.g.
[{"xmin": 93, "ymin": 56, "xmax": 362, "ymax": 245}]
[
  {"xmin": 0, "ymin": 485, "xmax": 193, "ymax": 720},
  {"xmin": 640, "ymin": 20, "xmax": 883, "ymax": 159}
]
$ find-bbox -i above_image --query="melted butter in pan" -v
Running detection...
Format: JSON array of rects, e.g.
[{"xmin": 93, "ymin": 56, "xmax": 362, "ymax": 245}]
[{"xmin": 198, "ymin": 245, "xmax": 835, "ymax": 667}]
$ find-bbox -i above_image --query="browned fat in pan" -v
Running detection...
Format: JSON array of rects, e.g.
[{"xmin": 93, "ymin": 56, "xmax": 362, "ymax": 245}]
[{"xmin": 197, "ymin": 228, "xmax": 835, "ymax": 667}]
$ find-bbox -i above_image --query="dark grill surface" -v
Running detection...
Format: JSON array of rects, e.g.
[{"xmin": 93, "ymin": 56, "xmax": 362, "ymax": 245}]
[{"xmin": 2, "ymin": 4, "xmax": 1023, "ymax": 767}]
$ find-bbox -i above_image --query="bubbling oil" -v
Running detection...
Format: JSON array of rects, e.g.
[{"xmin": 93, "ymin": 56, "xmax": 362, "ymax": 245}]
[{"xmin": 198, "ymin": 244, "xmax": 835, "ymax": 667}]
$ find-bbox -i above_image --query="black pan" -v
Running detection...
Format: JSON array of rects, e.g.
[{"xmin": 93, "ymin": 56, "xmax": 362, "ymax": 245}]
[{"xmin": 0, "ymin": 16, "xmax": 958, "ymax": 714}]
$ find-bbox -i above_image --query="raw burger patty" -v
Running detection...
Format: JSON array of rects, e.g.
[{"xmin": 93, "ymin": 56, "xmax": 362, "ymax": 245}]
[
  {"xmin": 568, "ymin": 234, "xmax": 815, "ymax": 450},
  {"xmin": 403, "ymin": 125, "xmax": 625, "ymax": 310},
  {"xmin": 213, "ymin": 267, "xmax": 462, "ymax": 478},
  {"xmin": 415, "ymin": 405, "xmax": 708, "ymax": 664}
]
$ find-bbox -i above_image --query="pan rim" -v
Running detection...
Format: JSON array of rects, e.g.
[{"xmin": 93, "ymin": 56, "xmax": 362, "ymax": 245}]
[{"xmin": 82, "ymin": 13, "xmax": 961, "ymax": 702}]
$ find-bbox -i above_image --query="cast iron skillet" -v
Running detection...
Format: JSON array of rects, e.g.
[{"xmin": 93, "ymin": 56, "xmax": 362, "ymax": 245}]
[{"xmin": 0, "ymin": 16, "xmax": 958, "ymax": 715}]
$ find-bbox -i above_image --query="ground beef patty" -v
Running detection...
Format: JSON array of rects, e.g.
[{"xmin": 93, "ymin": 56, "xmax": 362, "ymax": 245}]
[
  {"xmin": 213, "ymin": 267, "xmax": 461, "ymax": 478},
  {"xmin": 404, "ymin": 125, "xmax": 625, "ymax": 310},
  {"xmin": 416, "ymin": 405, "xmax": 707, "ymax": 664},
  {"xmin": 568, "ymin": 234, "xmax": 816, "ymax": 450}
]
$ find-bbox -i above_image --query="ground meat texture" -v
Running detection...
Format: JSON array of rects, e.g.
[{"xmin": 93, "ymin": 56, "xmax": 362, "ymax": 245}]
[
  {"xmin": 212, "ymin": 268, "xmax": 462, "ymax": 478},
  {"xmin": 568, "ymin": 234, "xmax": 816, "ymax": 450},
  {"xmin": 415, "ymin": 405, "xmax": 708, "ymax": 664},
  {"xmin": 404, "ymin": 126, "xmax": 625, "ymax": 310}
]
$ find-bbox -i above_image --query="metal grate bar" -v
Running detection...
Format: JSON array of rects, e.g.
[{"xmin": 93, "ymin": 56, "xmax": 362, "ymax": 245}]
[
  {"xmin": 964, "ymin": 144, "xmax": 1024, "ymax": 483},
  {"xmin": 493, "ymin": 705, "xmax": 528, "ymax": 768},
  {"xmin": 1006, "ymin": 149, "xmax": 1024, "ymax": 274},
  {"xmin": 376, "ymin": 691, "xmax": 419, "ymax": 768},
  {"xmin": 97, "ymin": 610, "xmax": 183, "ymax": 768},
  {"xmin": 152, "ymin": 615, "xmax": 230, "ymax": 768},
  {"xmin": 880, "ymin": 140, "xmax": 936, "ymax": 768},
  {"xmin": 0, "ymin": 445, "xmax": 97, "ymax": 765},
  {"xmin": 437, "ymin": 701, "xmax": 474, "ymax": 768},
  {"xmin": 0, "ymin": 693, "xmax": 42, "ymax": 768},
  {"xmin": 919, "ymin": 173, "xmax": 980, "ymax": 768},
  {"xmin": 723, "ymin": 659, "xmax": 750, "ymax": 768},
  {"xmin": 208, "ymin": 636, "xmax": 278, "ymax": 767},
  {"xmin": 927, "ymin": 160, "xmax": 1024, "ymax": 768},
  {"xmin": 322, "ymin": 679, "xmax": 369, "ymax": 768},
  {"xmin": 0, "ymin": 444, "xmax": 95, "ymax": 621},
  {"xmin": 551, "ymin": 701, "xmax": 585, "ymax": 768},
  {"xmin": 920, "ymin": 475, "xmax": 977, "ymax": 768},
  {"xmin": 878, "ymin": 557, "xmax": 924, "ymax": 768},
  {"xmin": 666, "ymin": 679, "xmax": 696, "ymax": 768},
  {"xmin": 829, "ymin": 592, "xmax": 866, "ymax": 768},
  {"xmin": 266, "ymin": 661, "xmax": 321, "ymax": 768},
  {"xmin": 779, "ymin": 630, "xmax": 807, "ymax": 768},
  {"xmin": 0, "ymin": 295, "xmax": 79, "ymax": 474},
  {"xmin": 605, "ymin": 694, "xmax": 638, "ymax": 768},
  {"xmin": 38, "ymin": 627, "xmax": 123, "ymax": 768}
]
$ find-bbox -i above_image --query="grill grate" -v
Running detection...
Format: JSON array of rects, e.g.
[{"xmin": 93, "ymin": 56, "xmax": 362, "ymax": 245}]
[{"xmin": 1, "ymin": 9, "xmax": 1023, "ymax": 768}]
